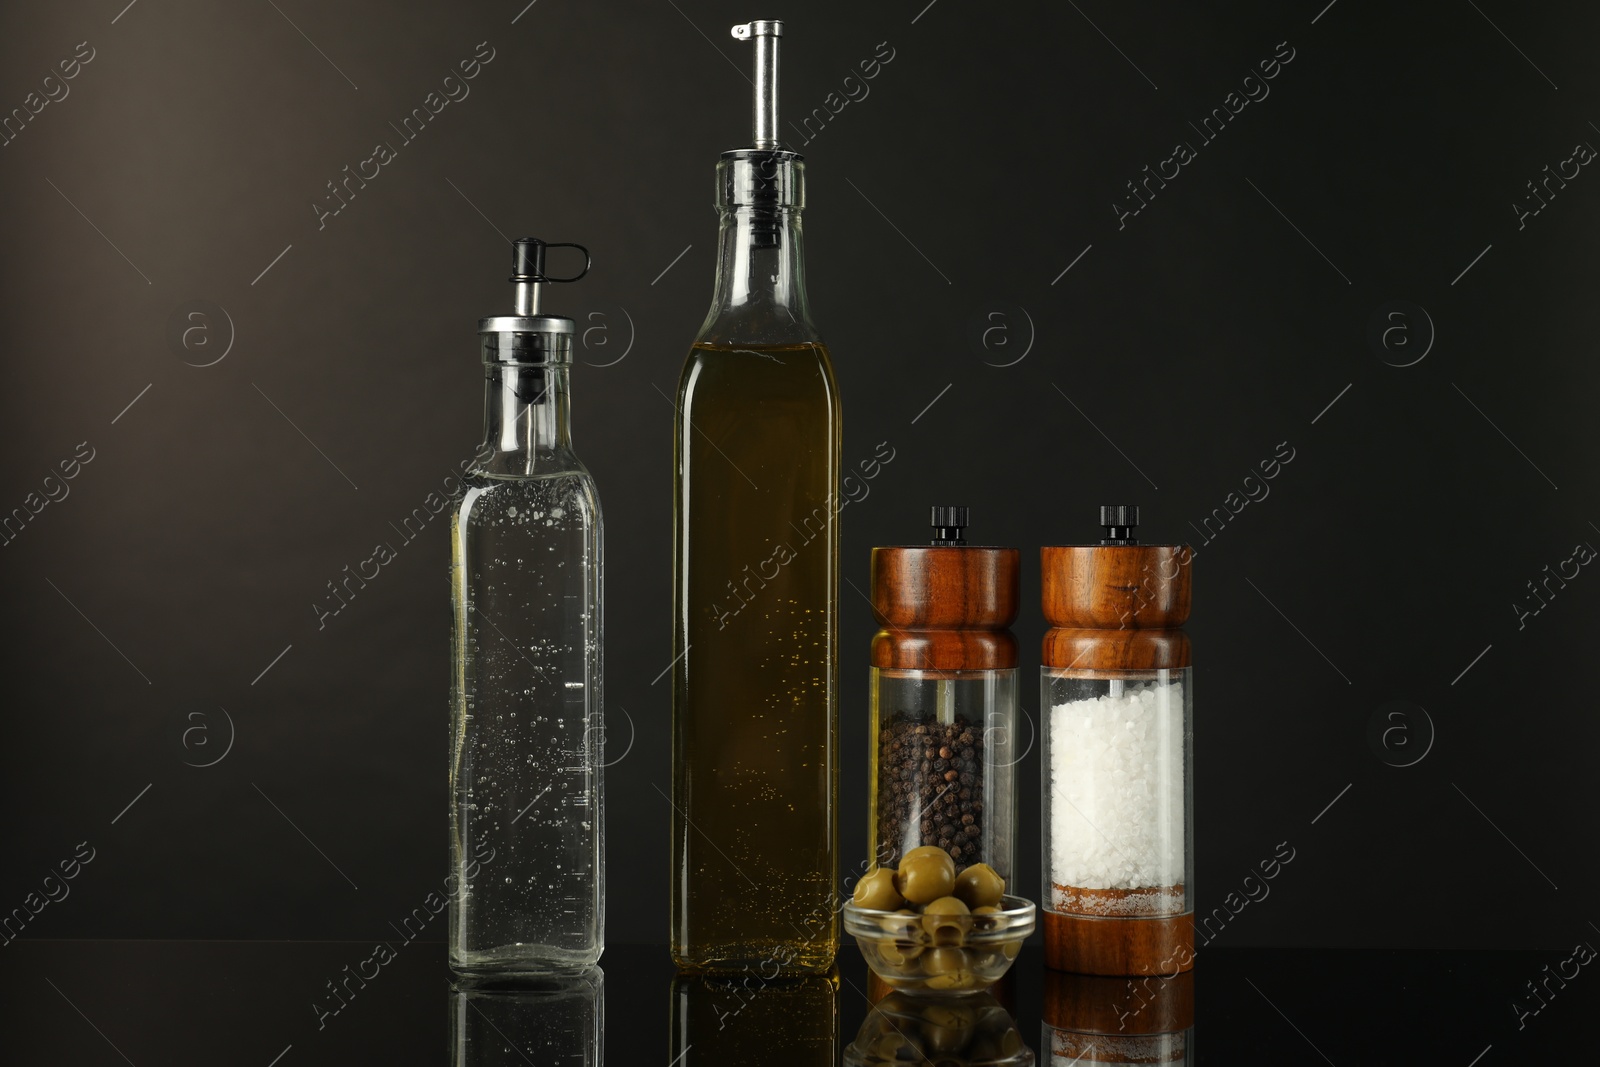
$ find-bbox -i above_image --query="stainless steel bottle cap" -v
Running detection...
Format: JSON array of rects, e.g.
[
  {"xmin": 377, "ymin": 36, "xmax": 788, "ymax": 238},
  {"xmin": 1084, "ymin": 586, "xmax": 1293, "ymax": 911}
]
[
  {"xmin": 479, "ymin": 239, "xmax": 587, "ymax": 364},
  {"xmin": 479, "ymin": 315, "xmax": 576, "ymax": 335}
]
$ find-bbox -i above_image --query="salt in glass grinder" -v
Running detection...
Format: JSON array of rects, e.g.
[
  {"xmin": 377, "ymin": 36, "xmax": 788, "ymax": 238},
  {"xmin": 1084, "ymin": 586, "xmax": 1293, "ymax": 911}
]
[
  {"xmin": 1041, "ymin": 506, "xmax": 1193, "ymax": 975},
  {"xmin": 449, "ymin": 238, "xmax": 604, "ymax": 975},
  {"xmin": 869, "ymin": 507, "xmax": 1020, "ymax": 882}
]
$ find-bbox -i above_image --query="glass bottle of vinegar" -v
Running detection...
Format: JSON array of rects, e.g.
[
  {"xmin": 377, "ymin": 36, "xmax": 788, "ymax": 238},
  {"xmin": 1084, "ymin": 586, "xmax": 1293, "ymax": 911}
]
[
  {"xmin": 671, "ymin": 19, "xmax": 841, "ymax": 972},
  {"xmin": 450, "ymin": 238, "xmax": 604, "ymax": 975}
]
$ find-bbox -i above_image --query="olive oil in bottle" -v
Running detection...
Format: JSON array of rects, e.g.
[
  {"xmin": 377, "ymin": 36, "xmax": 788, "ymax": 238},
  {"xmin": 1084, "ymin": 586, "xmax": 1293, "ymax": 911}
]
[{"xmin": 670, "ymin": 20, "xmax": 841, "ymax": 973}]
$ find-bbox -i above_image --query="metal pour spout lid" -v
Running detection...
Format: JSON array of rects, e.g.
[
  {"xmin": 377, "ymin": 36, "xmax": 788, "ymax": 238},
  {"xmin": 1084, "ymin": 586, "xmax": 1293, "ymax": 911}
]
[
  {"xmin": 478, "ymin": 238, "xmax": 591, "ymax": 363},
  {"xmin": 478, "ymin": 238, "xmax": 589, "ymax": 334},
  {"xmin": 731, "ymin": 20, "xmax": 784, "ymax": 149},
  {"xmin": 722, "ymin": 20, "xmax": 803, "ymax": 217}
]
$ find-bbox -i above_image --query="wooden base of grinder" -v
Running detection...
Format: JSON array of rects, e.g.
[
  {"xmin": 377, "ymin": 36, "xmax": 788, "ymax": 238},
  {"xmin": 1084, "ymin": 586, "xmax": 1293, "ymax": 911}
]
[{"xmin": 1043, "ymin": 909, "xmax": 1195, "ymax": 976}]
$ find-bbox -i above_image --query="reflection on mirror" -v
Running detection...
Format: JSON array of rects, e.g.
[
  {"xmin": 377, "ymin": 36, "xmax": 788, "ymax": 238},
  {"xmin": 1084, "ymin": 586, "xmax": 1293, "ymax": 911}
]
[
  {"xmin": 846, "ymin": 989, "xmax": 1033, "ymax": 1066},
  {"xmin": 1041, "ymin": 968, "xmax": 1193, "ymax": 1066},
  {"xmin": 450, "ymin": 968, "xmax": 604, "ymax": 1066},
  {"xmin": 670, "ymin": 970, "xmax": 837, "ymax": 1066}
]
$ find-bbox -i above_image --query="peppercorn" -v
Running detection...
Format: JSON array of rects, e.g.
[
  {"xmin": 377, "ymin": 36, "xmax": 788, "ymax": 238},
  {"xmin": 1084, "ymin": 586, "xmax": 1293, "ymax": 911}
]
[{"xmin": 875, "ymin": 711, "xmax": 990, "ymax": 873}]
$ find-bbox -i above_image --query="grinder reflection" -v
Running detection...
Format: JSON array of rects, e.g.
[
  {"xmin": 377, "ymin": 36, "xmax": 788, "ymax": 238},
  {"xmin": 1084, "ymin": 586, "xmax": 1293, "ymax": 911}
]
[{"xmin": 1042, "ymin": 968, "xmax": 1194, "ymax": 1066}]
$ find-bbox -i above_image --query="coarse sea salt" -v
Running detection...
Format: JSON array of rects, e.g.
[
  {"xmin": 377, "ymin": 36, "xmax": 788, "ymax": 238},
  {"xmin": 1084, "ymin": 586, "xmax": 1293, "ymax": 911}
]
[{"xmin": 1048, "ymin": 680, "xmax": 1185, "ymax": 897}]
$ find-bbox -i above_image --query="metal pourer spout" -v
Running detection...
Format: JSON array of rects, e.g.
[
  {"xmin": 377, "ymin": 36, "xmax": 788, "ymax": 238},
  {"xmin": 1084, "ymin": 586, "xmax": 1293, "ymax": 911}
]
[
  {"xmin": 509, "ymin": 238, "xmax": 591, "ymax": 316},
  {"xmin": 731, "ymin": 20, "xmax": 784, "ymax": 149},
  {"xmin": 512, "ymin": 238, "xmax": 546, "ymax": 315}
]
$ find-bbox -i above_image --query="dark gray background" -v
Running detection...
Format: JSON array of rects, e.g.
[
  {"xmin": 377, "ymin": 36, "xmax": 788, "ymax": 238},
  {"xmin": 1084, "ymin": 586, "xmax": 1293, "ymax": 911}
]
[{"xmin": 1, "ymin": 0, "xmax": 1594, "ymax": 954}]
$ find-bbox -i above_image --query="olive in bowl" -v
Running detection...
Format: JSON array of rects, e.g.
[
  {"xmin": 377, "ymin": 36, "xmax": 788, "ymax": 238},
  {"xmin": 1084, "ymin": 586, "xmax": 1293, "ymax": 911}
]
[{"xmin": 843, "ymin": 894, "xmax": 1035, "ymax": 994}]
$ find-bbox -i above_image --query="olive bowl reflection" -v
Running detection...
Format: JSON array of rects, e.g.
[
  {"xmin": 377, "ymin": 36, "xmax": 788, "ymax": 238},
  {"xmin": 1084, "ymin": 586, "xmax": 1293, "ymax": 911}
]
[{"xmin": 846, "ymin": 990, "xmax": 1033, "ymax": 1067}]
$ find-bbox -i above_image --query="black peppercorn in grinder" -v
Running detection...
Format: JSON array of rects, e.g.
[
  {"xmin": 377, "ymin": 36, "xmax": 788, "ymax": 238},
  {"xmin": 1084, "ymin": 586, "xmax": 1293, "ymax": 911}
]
[{"xmin": 867, "ymin": 507, "xmax": 1021, "ymax": 881}]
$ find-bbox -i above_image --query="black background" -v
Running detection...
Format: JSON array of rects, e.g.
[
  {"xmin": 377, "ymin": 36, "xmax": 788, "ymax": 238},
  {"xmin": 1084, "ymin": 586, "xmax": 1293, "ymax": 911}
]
[{"xmin": 2, "ymin": 0, "xmax": 1596, "ymax": 964}]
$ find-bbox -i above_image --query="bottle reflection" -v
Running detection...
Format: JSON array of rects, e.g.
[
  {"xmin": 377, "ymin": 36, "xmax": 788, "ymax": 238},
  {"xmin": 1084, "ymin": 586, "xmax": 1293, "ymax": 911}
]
[
  {"xmin": 847, "ymin": 990, "xmax": 1033, "ymax": 1066},
  {"xmin": 1042, "ymin": 969, "xmax": 1193, "ymax": 1066},
  {"xmin": 670, "ymin": 970, "xmax": 837, "ymax": 1066},
  {"xmin": 451, "ymin": 968, "xmax": 604, "ymax": 1066}
]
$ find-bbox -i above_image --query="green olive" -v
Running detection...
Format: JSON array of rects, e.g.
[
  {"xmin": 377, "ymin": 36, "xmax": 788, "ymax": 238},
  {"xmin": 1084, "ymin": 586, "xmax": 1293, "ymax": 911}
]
[
  {"xmin": 968, "ymin": 949, "xmax": 1006, "ymax": 974},
  {"xmin": 852, "ymin": 867, "xmax": 904, "ymax": 911},
  {"xmin": 919, "ymin": 1002, "xmax": 976, "ymax": 1033},
  {"xmin": 919, "ymin": 1004, "xmax": 976, "ymax": 1055},
  {"xmin": 952, "ymin": 863, "xmax": 1005, "ymax": 909},
  {"xmin": 869, "ymin": 1033, "xmax": 918, "ymax": 1060},
  {"xmin": 972, "ymin": 1004, "xmax": 1008, "ymax": 1029},
  {"xmin": 875, "ymin": 937, "xmax": 924, "ymax": 967},
  {"xmin": 890, "ymin": 908, "xmax": 923, "ymax": 940},
  {"xmin": 878, "ymin": 993, "xmax": 917, "ymax": 1016},
  {"xmin": 924, "ymin": 970, "xmax": 979, "ymax": 991},
  {"xmin": 898, "ymin": 846, "xmax": 956, "ymax": 905},
  {"xmin": 967, "ymin": 1038, "xmax": 1000, "ymax": 1061},
  {"xmin": 921, "ymin": 895, "xmax": 970, "ymax": 944},
  {"xmin": 902, "ymin": 844, "xmax": 952, "ymax": 865},
  {"xmin": 921, "ymin": 947, "xmax": 968, "ymax": 976}
]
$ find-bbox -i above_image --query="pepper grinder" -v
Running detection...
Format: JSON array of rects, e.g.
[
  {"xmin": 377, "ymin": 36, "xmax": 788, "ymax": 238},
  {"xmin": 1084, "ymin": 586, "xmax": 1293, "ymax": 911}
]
[
  {"xmin": 868, "ymin": 507, "xmax": 1020, "ymax": 882},
  {"xmin": 1041, "ymin": 506, "xmax": 1194, "ymax": 975}
]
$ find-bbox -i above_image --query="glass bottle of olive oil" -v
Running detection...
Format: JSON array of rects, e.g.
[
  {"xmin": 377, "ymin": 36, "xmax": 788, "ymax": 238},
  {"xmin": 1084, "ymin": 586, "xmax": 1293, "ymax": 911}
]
[{"xmin": 671, "ymin": 19, "xmax": 841, "ymax": 973}]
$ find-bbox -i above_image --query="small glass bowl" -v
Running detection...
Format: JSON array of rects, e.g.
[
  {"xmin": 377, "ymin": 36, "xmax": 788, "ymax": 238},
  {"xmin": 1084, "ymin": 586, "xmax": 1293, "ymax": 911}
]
[{"xmin": 844, "ymin": 894, "xmax": 1036, "ymax": 994}]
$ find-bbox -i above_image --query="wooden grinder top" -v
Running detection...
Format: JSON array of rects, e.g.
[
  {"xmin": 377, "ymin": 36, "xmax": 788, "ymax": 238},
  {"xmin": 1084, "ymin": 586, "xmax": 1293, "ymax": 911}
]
[
  {"xmin": 871, "ymin": 507, "xmax": 1019, "ymax": 671},
  {"xmin": 1041, "ymin": 505, "xmax": 1192, "ymax": 671}
]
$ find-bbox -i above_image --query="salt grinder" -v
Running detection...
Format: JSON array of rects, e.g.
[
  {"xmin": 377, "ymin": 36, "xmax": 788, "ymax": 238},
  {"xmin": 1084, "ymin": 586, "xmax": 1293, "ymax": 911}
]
[
  {"xmin": 869, "ymin": 507, "xmax": 1020, "ymax": 882},
  {"xmin": 1041, "ymin": 506, "xmax": 1194, "ymax": 975}
]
